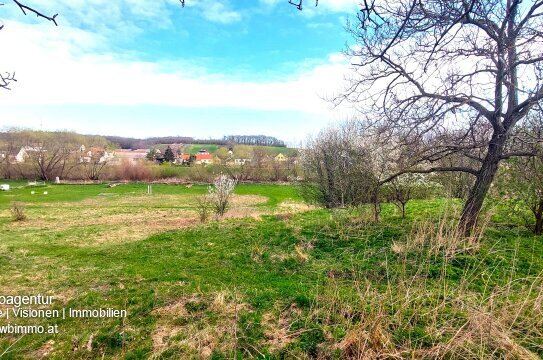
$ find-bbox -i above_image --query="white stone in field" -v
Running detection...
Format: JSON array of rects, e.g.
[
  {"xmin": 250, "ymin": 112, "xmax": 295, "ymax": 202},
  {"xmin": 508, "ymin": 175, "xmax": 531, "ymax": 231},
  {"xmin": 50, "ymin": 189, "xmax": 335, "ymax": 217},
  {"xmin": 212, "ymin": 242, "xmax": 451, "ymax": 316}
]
[
  {"xmin": 0, "ymin": 184, "xmax": 9, "ymax": 191},
  {"xmin": 43, "ymin": 191, "xmax": 48, "ymax": 195}
]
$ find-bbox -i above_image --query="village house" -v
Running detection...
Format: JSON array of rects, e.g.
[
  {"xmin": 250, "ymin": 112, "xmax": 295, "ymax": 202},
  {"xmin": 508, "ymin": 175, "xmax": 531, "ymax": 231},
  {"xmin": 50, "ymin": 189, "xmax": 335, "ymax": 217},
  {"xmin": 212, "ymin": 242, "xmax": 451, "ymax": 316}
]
[
  {"xmin": 224, "ymin": 156, "xmax": 251, "ymax": 166},
  {"xmin": 274, "ymin": 153, "xmax": 287, "ymax": 162},
  {"xmin": 175, "ymin": 153, "xmax": 191, "ymax": 165},
  {"xmin": 234, "ymin": 158, "xmax": 251, "ymax": 166},
  {"xmin": 194, "ymin": 150, "xmax": 213, "ymax": 165},
  {"xmin": 79, "ymin": 147, "xmax": 114, "ymax": 164},
  {"xmin": 15, "ymin": 146, "xmax": 43, "ymax": 163}
]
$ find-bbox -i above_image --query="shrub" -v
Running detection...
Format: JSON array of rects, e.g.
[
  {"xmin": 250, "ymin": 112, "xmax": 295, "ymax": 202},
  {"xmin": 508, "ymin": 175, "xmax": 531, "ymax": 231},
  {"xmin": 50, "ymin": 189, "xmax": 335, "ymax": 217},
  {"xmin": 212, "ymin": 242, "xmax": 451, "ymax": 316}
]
[
  {"xmin": 114, "ymin": 160, "xmax": 155, "ymax": 181},
  {"xmin": 300, "ymin": 122, "xmax": 380, "ymax": 210},
  {"xmin": 208, "ymin": 174, "xmax": 237, "ymax": 216},
  {"xmin": 11, "ymin": 202, "xmax": 26, "ymax": 221},
  {"xmin": 195, "ymin": 195, "xmax": 212, "ymax": 223}
]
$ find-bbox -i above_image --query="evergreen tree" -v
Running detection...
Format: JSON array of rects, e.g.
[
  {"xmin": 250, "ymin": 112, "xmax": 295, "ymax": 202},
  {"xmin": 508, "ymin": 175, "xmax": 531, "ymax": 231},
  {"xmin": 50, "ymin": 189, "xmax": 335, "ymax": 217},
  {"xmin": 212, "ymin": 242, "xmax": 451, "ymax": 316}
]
[
  {"xmin": 164, "ymin": 146, "xmax": 175, "ymax": 163},
  {"xmin": 146, "ymin": 148, "xmax": 157, "ymax": 161}
]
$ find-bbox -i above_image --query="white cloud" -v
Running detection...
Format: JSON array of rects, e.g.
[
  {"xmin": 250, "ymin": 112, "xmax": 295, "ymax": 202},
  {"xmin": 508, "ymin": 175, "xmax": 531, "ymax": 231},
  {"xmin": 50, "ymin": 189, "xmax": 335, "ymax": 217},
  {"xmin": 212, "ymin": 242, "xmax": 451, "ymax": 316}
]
[
  {"xmin": 259, "ymin": 0, "xmax": 359, "ymax": 13},
  {"xmin": 319, "ymin": 0, "xmax": 360, "ymax": 12},
  {"xmin": 201, "ymin": 2, "xmax": 242, "ymax": 24},
  {"xmin": 184, "ymin": 0, "xmax": 242, "ymax": 24},
  {"xmin": 3, "ymin": 0, "xmax": 174, "ymax": 38},
  {"xmin": 0, "ymin": 21, "xmax": 353, "ymax": 115}
]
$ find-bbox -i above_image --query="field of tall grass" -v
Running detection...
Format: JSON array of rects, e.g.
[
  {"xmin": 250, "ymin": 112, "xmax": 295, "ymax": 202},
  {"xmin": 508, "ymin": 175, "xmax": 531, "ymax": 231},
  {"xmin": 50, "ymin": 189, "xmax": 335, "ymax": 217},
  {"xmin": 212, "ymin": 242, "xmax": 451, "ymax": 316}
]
[{"xmin": 0, "ymin": 184, "xmax": 541, "ymax": 358}]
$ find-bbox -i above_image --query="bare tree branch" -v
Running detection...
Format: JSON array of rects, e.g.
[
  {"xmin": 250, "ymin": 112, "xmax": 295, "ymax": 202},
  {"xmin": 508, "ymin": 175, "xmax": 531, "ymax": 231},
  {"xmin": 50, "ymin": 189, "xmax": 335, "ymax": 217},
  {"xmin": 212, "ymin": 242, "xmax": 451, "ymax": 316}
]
[
  {"xmin": 288, "ymin": 0, "xmax": 318, "ymax": 11},
  {"xmin": 340, "ymin": 0, "xmax": 543, "ymax": 232},
  {"xmin": 381, "ymin": 166, "xmax": 479, "ymax": 185},
  {"xmin": 11, "ymin": 0, "xmax": 58, "ymax": 26},
  {"xmin": 1, "ymin": 1, "xmax": 58, "ymax": 90},
  {"xmin": 0, "ymin": 72, "xmax": 16, "ymax": 90}
]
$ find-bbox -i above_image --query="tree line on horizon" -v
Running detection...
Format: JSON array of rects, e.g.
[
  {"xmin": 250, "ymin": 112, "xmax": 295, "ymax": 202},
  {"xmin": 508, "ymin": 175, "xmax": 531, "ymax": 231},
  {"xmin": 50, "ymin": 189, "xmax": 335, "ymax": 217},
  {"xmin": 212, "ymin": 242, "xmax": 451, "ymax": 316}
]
[{"xmin": 104, "ymin": 135, "xmax": 286, "ymax": 150}]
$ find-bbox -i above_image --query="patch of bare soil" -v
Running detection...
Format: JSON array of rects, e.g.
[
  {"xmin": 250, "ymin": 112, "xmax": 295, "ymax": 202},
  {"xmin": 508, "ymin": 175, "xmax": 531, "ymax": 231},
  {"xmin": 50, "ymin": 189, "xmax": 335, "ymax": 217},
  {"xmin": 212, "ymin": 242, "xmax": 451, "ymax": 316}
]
[
  {"xmin": 33, "ymin": 340, "xmax": 55, "ymax": 359},
  {"xmin": 152, "ymin": 326, "xmax": 182, "ymax": 354}
]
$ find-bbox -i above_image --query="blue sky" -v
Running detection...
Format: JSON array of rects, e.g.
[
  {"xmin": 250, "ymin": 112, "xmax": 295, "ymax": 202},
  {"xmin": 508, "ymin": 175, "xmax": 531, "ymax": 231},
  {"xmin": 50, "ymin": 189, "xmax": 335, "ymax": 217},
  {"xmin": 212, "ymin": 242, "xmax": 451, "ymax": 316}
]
[{"xmin": 0, "ymin": 0, "xmax": 358, "ymax": 145}]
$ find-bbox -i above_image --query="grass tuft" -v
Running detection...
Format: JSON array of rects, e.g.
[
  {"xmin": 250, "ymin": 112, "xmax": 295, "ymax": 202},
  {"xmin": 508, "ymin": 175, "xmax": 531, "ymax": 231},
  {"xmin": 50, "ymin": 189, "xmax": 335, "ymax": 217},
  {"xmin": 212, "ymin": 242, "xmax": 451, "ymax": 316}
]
[{"xmin": 10, "ymin": 201, "xmax": 26, "ymax": 221}]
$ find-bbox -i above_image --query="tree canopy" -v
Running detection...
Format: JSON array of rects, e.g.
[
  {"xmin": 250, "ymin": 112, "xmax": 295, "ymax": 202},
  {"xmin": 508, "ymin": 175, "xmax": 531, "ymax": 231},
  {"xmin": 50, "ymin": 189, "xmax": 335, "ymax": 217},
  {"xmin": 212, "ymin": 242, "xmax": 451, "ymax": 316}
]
[{"xmin": 336, "ymin": 0, "xmax": 543, "ymax": 232}]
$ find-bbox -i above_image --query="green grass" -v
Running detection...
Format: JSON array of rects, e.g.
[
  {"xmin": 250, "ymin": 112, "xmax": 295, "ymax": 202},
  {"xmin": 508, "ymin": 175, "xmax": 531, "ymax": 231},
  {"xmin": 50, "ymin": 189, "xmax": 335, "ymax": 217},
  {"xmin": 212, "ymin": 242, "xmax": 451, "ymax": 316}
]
[
  {"xmin": 0, "ymin": 183, "xmax": 301, "ymax": 207},
  {"xmin": 0, "ymin": 187, "xmax": 541, "ymax": 358},
  {"xmin": 181, "ymin": 143, "xmax": 298, "ymax": 156},
  {"xmin": 0, "ymin": 183, "xmax": 201, "ymax": 206},
  {"xmin": 182, "ymin": 144, "xmax": 220, "ymax": 154},
  {"xmin": 235, "ymin": 184, "xmax": 302, "ymax": 207},
  {"xmin": 252, "ymin": 146, "xmax": 298, "ymax": 156}
]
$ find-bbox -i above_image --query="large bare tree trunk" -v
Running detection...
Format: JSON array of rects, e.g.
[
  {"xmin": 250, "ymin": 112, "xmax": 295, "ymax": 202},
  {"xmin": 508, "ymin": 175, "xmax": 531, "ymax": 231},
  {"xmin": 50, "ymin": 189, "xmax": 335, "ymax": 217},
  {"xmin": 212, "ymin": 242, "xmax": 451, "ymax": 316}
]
[
  {"xmin": 459, "ymin": 2, "xmax": 520, "ymax": 234},
  {"xmin": 459, "ymin": 133, "xmax": 507, "ymax": 233}
]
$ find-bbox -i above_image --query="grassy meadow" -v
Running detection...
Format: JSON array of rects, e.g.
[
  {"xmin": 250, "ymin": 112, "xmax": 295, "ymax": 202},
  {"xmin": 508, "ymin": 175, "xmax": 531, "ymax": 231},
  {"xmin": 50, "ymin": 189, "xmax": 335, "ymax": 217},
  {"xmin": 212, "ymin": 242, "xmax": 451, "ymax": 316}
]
[
  {"xmin": 0, "ymin": 182, "xmax": 542, "ymax": 358},
  {"xmin": 180, "ymin": 144, "xmax": 298, "ymax": 157}
]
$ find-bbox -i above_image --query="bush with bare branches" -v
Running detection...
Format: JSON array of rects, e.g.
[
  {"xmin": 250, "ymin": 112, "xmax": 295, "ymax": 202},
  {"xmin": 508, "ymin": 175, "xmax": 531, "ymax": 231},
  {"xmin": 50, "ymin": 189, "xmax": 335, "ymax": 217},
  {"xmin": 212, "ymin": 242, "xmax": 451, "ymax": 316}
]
[
  {"xmin": 10, "ymin": 202, "xmax": 26, "ymax": 221},
  {"xmin": 195, "ymin": 195, "xmax": 212, "ymax": 223},
  {"xmin": 208, "ymin": 174, "xmax": 237, "ymax": 217}
]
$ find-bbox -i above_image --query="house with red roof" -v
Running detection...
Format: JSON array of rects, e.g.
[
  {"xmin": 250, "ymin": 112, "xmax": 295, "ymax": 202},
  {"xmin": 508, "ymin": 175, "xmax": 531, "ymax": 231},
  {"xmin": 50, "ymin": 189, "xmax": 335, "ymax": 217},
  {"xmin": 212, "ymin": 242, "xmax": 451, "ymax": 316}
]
[
  {"xmin": 194, "ymin": 150, "xmax": 213, "ymax": 165},
  {"xmin": 175, "ymin": 153, "xmax": 191, "ymax": 165}
]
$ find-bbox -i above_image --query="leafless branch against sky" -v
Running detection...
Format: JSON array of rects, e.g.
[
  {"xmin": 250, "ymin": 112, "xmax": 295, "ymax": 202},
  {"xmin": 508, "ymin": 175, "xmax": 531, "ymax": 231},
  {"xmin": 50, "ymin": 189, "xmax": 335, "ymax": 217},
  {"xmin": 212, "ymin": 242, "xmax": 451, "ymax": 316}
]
[
  {"xmin": 288, "ymin": 0, "xmax": 319, "ymax": 11},
  {"xmin": 337, "ymin": 0, "xmax": 543, "ymax": 232},
  {"xmin": 6, "ymin": 0, "xmax": 58, "ymax": 27},
  {"xmin": 0, "ymin": 1, "xmax": 58, "ymax": 90},
  {"xmin": 0, "ymin": 72, "xmax": 16, "ymax": 90}
]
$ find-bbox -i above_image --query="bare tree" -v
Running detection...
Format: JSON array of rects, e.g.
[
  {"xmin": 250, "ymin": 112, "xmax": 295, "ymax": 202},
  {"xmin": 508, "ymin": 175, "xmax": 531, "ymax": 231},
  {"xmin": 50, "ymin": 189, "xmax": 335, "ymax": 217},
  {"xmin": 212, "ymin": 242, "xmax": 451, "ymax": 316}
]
[
  {"xmin": 1, "ymin": 1, "xmax": 58, "ymax": 90},
  {"xmin": 382, "ymin": 173, "xmax": 441, "ymax": 218},
  {"xmin": 337, "ymin": 0, "xmax": 543, "ymax": 232},
  {"xmin": 81, "ymin": 152, "xmax": 109, "ymax": 181},
  {"xmin": 495, "ymin": 111, "xmax": 543, "ymax": 234},
  {"xmin": 220, "ymin": 161, "xmax": 253, "ymax": 182},
  {"xmin": 499, "ymin": 155, "xmax": 543, "ymax": 234},
  {"xmin": 0, "ymin": 130, "xmax": 19, "ymax": 178},
  {"xmin": 22, "ymin": 132, "xmax": 81, "ymax": 181},
  {"xmin": 251, "ymin": 148, "xmax": 268, "ymax": 170},
  {"xmin": 301, "ymin": 122, "xmax": 379, "ymax": 211}
]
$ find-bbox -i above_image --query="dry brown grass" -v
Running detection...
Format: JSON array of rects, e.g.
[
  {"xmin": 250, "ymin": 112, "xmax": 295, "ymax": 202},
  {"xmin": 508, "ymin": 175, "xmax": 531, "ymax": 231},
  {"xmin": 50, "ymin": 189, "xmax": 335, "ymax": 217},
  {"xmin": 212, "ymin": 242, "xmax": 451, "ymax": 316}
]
[
  {"xmin": 262, "ymin": 303, "xmax": 303, "ymax": 352},
  {"xmin": 278, "ymin": 201, "xmax": 315, "ymax": 212},
  {"xmin": 392, "ymin": 209, "xmax": 489, "ymax": 259},
  {"xmin": 307, "ymin": 272, "xmax": 543, "ymax": 359},
  {"xmin": 286, "ymin": 209, "xmax": 543, "ymax": 360},
  {"xmin": 10, "ymin": 202, "xmax": 26, "ymax": 221},
  {"xmin": 151, "ymin": 291, "xmax": 250, "ymax": 359},
  {"xmin": 32, "ymin": 339, "xmax": 56, "ymax": 359},
  {"xmin": 3, "ymin": 194, "xmax": 272, "ymax": 246}
]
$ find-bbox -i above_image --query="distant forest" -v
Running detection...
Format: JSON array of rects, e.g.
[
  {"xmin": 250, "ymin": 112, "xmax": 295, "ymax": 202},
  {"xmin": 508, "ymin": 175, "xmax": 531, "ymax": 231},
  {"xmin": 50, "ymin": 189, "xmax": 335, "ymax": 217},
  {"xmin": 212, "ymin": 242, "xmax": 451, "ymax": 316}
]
[
  {"xmin": 106, "ymin": 135, "xmax": 286, "ymax": 149},
  {"xmin": 223, "ymin": 135, "xmax": 285, "ymax": 147},
  {"xmin": 104, "ymin": 136, "xmax": 195, "ymax": 149}
]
